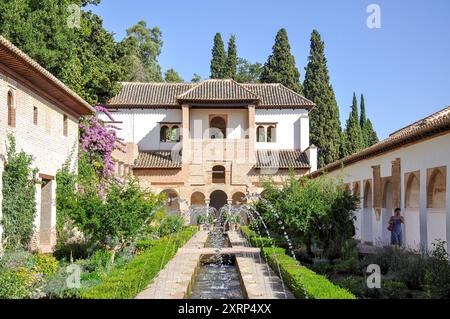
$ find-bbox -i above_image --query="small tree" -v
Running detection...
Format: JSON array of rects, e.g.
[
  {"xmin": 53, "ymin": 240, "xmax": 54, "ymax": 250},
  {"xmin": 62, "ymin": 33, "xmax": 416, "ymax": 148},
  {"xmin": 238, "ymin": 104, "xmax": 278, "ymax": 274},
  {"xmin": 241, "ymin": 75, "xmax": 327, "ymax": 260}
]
[{"xmin": 1, "ymin": 135, "xmax": 38, "ymax": 250}]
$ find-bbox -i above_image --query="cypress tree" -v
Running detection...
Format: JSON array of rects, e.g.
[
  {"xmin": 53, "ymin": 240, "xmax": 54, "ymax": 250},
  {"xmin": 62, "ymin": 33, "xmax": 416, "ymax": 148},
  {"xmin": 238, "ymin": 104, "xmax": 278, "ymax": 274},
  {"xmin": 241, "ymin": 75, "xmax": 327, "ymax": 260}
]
[
  {"xmin": 260, "ymin": 28, "xmax": 302, "ymax": 93},
  {"xmin": 304, "ymin": 30, "xmax": 342, "ymax": 167},
  {"xmin": 210, "ymin": 33, "xmax": 227, "ymax": 79},
  {"xmin": 225, "ymin": 34, "xmax": 238, "ymax": 79},
  {"xmin": 344, "ymin": 93, "xmax": 365, "ymax": 156},
  {"xmin": 360, "ymin": 94, "xmax": 379, "ymax": 147}
]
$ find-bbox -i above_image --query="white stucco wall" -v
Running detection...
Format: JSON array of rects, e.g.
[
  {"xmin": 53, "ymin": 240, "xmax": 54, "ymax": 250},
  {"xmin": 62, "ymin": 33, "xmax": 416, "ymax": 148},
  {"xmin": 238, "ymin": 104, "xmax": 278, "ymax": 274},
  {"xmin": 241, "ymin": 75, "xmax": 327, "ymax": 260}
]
[
  {"xmin": 255, "ymin": 109, "xmax": 309, "ymax": 150},
  {"xmin": 327, "ymin": 134, "xmax": 450, "ymax": 252},
  {"xmin": 0, "ymin": 73, "xmax": 79, "ymax": 250}
]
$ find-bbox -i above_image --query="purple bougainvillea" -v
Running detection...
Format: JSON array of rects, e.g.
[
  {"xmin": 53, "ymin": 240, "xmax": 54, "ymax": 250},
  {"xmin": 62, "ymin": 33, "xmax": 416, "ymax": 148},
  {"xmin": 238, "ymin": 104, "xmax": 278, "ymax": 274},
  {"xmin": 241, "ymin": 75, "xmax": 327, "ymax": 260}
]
[{"xmin": 79, "ymin": 104, "xmax": 124, "ymax": 180}]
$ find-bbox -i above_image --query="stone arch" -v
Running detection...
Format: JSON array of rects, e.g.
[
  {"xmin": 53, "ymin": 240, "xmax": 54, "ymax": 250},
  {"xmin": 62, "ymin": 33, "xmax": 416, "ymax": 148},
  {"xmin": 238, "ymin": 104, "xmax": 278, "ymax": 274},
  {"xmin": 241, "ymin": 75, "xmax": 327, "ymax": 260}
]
[
  {"xmin": 382, "ymin": 179, "xmax": 392, "ymax": 209},
  {"xmin": 382, "ymin": 179, "xmax": 393, "ymax": 244},
  {"xmin": 212, "ymin": 165, "xmax": 226, "ymax": 184},
  {"xmin": 427, "ymin": 168, "xmax": 446, "ymax": 209},
  {"xmin": 191, "ymin": 191, "xmax": 206, "ymax": 206},
  {"xmin": 160, "ymin": 125, "xmax": 169, "ymax": 142},
  {"xmin": 210, "ymin": 190, "xmax": 228, "ymax": 211},
  {"xmin": 406, "ymin": 173, "xmax": 420, "ymax": 209},
  {"xmin": 209, "ymin": 116, "xmax": 226, "ymax": 139},
  {"xmin": 352, "ymin": 182, "xmax": 361, "ymax": 198},
  {"xmin": 161, "ymin": 189, "xmax": 180, "ymax": 214},
  {"xmin": 232, "ymin": 192, "xmax": 246, "ymax": 205}
]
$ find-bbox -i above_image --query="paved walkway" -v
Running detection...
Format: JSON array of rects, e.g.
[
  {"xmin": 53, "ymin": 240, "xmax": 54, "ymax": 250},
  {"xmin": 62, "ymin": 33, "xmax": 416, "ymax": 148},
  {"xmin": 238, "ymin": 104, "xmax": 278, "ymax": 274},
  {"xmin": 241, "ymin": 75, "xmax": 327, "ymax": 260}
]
[{"xmin": 136, "ymin": 229, "xmax": 294, "ymax": 299}]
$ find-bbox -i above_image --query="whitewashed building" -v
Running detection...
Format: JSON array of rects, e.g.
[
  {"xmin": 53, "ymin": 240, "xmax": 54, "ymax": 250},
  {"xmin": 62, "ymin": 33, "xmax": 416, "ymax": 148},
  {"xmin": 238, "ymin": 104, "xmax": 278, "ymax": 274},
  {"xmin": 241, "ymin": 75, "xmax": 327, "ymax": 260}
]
[
  {"xmin": 0, "ymin": 36, "xmax": 93, "ymax": 252},
  {"xmin": 105, "ymin": 80, "xmax": 317, "ymax": 221},
  {"xmin": 312, "ymin": 106, "xmax": 450, "ymax": 252}
]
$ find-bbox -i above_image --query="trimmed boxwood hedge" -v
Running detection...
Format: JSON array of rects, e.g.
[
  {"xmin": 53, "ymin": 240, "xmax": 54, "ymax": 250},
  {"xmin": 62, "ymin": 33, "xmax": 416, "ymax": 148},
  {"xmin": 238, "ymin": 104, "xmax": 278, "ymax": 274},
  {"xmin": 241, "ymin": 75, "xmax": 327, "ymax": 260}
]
[
  {"xmin": 263, "ymin": 247, "xmax": 356, "ymax": 299},
  {"xmin": 241, "ymin": 226, "xmax": 274, "ymax": 248},
  {"xmin": 81, "ymin": 226, "xmax": 197, "ymax": 299}
]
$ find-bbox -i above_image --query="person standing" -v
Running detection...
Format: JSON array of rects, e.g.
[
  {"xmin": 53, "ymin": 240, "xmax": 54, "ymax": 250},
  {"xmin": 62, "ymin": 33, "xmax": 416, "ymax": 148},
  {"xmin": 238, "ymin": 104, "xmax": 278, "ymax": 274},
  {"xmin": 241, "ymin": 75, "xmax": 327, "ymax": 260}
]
[{"xmin": 388, "ymin": 208, "xmax": 405, "ymax": 246}]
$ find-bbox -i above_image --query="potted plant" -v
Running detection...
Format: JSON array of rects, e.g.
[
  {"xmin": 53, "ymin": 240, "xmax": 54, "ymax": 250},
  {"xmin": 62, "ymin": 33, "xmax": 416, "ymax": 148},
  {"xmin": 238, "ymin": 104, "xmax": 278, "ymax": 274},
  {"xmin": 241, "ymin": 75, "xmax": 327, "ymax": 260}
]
[
  {"xmin": 197, "ymin": 214, "xmax": 209, "ymax": 231},
  {"xmin": 225, "ymin": 214, "xmax": 241, "ymax": 231}
]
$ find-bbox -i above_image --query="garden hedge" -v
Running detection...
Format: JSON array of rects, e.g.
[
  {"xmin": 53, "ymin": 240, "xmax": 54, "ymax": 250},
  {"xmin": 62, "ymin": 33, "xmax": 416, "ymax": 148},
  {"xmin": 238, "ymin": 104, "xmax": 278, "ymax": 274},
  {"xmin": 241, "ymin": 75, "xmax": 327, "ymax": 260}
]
[
  {"xmin": 81, "ymin": 226, "xmax": 197, "ymax": 299},
  {"xmin": 262, "ymin": 247, "xmax": 356, "ymax": 299}
]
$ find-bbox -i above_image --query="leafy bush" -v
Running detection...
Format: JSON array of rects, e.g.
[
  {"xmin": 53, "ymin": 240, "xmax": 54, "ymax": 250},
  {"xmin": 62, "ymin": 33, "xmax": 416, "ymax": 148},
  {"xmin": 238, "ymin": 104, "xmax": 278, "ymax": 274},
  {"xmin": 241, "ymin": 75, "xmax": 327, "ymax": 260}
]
[
  {"xmin": 333, "ymin": 258, "xmax": 362, "ymax": 276},
  {"xmin": 135, "ymin": 239, "xmax": 154, "ymax": 252},
  {"xmin": 83, "ymin": 250, "xmax": 113, "ymax": 273},
  {"xmin": 33, "ymin": 254, "xmax": 58, "ymax": 277},
  {"xmin": 158, "ymin": 214, "xmax": 184, "ymax": 237},
  {"xmin": 425, "ymin": 240, "xmax": 450, "ymax": 299},
  {"xmin": 0, "ymin": 270, "xmax": 29, "ymax": 299},
  {"xmin": 250, "ymin": 236, "xmax": 273, "ymax": 248},
  {"xmin": 53, "ymin": 242, "xmax": 90, "ymax": 261},
  {"xmin": 382, "ymin": 280, "xmax": 408, "ymax": 299},
  {"xmin": 336, "ymin": 276, "xmax": 407, "ymax": 299},
  {"xmin": 1, "ymin": 135, "xmax": 38, "ymax": 249},
  {"xmin": 80, "ymin": 227, "xmax": 197, "ymax": 299},
  {"xmin": 240, "ymin": 226, "xmax": 257, "ymax": 241},
  {"xmin": 262, "ymin": 247, "xmax": 356, "ymax": 299}
]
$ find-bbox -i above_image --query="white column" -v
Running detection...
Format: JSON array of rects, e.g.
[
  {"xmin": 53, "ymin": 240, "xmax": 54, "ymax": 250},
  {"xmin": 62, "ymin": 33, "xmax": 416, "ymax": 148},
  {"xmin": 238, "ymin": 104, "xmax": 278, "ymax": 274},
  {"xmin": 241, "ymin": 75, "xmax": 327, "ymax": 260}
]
[
  {"xmin": 419, "ymin": 169, "xmax": 428, "ymax": 249},
  {"xmin": 306, "ymin": 145, "xmax": 317, "ymax": 173},
  {"xmin": 299, "ymin": 113, "xmax": 310, "ymax": 152}
]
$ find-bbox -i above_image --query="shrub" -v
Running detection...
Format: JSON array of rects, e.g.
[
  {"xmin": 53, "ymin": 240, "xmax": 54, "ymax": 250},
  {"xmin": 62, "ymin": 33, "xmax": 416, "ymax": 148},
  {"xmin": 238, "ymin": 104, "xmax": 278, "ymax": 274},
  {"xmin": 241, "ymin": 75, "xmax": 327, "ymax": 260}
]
[
  {"xmin": 240, "ymin": 226, "xmax": 257, "ymax": 241},
  {"xmin": 84, "ymin": 250, "xmax": 113, "ymax": 273},
  {"xmin": 33, "ymin": 254, "xmax": 58, "ymax": 277},
  {"xmin": 135, "ymin": 239, "xmax": 154, "ymax": 252},
  {"xmin": 0, "ymin": 270, "xmax": 29, "ymax": 299},
  {"xmin": 80, "ymin": 227, "xmax": 197, "ymax": 299},
  {"xmin": 158, "ymin": 215, "xmax": 184, "ymax": 237},
  {"xmin": 336, "ymin": 276, "xmax": 407, "ymax": 299},
  {"xmin": 425, "ymin": 240, "xmax": 450, "ymax": 299},
  {"xmin": 333, "ymin": 258, "xmax": 362, "ymax": 276},
  {"xmin": 262, "ymin": 247, "xmax": 356, "ymax": 299},
  {"xmin": 53, "ymin": 242, "xmax": 90, "ymax": 261},
  {"xmin": 250, "ymin": 237, "xmax": 273, "ymax": 248},
  {"xmin": 381, "ymin": 280, "xmax": 407, "ymax": 299}
]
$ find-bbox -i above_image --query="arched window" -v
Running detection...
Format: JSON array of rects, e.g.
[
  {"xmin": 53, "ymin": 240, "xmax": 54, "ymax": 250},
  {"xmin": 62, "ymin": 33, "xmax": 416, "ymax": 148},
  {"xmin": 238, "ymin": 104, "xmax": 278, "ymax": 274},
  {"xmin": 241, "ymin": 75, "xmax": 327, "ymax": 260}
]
[
  {"xmin": 267, "ymin": 125, "xmax": 276, "ymax": 143},
  {"xmin": 160, "ymin": 125, "xmax": 170, "ymax": 142},
  {"xmin": 212, "ymin": 165, "xmax": 226, "ymax": 184},
  {"xmin": 33, "ymin": 106, "xmax": 38, "ymax": 125},
  {"xmin": 172, "ymin": 125, "xmax": 180, "ymax": 142},
  {"xmin": 7, "ymin": 90, "xmax": 15, "ymax": 127},
  {"xmin": 257, "ymin": 126, "xmax": 266, "ymax": 142},
  {"xmin": 210, "ymin": 116, "xmax": 226, "ymax": 139},
  {"xmin": 427, "ymin": 168, "xmax": 446, "ymax": 209}
]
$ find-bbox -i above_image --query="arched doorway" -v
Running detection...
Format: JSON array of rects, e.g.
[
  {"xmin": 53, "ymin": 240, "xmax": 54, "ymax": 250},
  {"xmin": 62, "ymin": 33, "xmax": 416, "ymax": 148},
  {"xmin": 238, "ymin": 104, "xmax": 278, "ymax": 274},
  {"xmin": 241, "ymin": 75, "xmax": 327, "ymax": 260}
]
[
  {"xmin": 190, "ymin": 192, "xmax": 206, "ymax": 225},
  {"xmin": 363, "ymin": 181, "xmax": 373, "ymax": 244},
  {"xmin": 161, "ymin": 189, "xmax": 180, "ymax": 215},
  {"xmin": 405, "ymin": 172, "xmax": 420, "ymax": 248},
  {"xmin": 210, "ymin": 190, "xmax": 228, "ymax": 211},
  {"xmin": 209, "ymin": 116, "xmax": 226, "ymax": 139}
]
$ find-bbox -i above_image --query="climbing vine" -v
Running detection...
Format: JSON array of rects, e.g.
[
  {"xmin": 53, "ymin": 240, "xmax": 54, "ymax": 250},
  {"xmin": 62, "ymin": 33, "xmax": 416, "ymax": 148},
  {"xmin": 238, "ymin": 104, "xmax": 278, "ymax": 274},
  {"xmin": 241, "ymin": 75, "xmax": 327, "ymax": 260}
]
[{"xmin": 1, "ymin": 135, "xmax": 38, "ymax": 250}]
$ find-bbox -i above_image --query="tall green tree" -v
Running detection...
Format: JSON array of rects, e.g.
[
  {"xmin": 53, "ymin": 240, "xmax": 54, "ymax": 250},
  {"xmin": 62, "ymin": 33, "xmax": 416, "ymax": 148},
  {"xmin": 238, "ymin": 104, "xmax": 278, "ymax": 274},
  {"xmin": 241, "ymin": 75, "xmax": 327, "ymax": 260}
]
[
  {"xmin": 191, "ymin": 73, "xmax": 202, "ymax": 83},
  {"xmin": 359, "ymin": 94, "xmax": 379, "ymax": 147},
  {"xmin": 225, "ymin": 34, "xmax": 237, "ymax": 79},
  {"xmin": 164, "ymin": 68, "xmax": 183, "ymax": 83},
  {"xmin": 303, "ymin": 30, "xmax": 342, "ymax": 167},
  {"xmin": 235, "ymin": 58, "xmax": 262, "ymax": 83},
  {"xmin": 0, "ymin": 0, "xmax": 122, "ymax": 104},
  {"xmin": 344, "ymin": 93, "xmax": 365, "ymax": 156},
  {"xmin": 210, "ymin": 33, "xmax": 227, "ymax": 79},
  {"xmin": 118, "ymin": 20, "xmax": 163, "ymax": 82},
  {"xmin": 260, "ymin": 28, "xmax": 302, "ymax": 93}
]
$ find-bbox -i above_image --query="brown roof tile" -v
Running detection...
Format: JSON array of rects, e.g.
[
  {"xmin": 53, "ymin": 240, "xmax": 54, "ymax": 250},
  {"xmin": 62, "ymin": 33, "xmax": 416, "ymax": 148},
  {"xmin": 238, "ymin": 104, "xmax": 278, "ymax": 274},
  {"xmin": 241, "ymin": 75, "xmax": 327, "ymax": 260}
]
[
  {"xmin": 107, "ymin": 80, "xmax": 314, "ymax": 109},
  {"xmin": 256, "ymin": 149, "xmax": 311, "ymax": 169},
  {"xmin": 0, "ymin": 36, "xmax": 93, "ymax": 116},
  {"xmin": 311, "ymin": 106, "xmax": 450, "ymax": 177},
  {"xmin": 134, "ymin": 151, "xmax": 182, "ymax": 169}
]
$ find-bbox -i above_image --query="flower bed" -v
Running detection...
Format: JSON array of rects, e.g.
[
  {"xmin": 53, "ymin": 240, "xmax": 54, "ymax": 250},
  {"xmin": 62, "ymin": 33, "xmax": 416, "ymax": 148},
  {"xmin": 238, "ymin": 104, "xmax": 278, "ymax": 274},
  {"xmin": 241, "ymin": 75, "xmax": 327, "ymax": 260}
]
[{"xmin": 80, "ymin": 226, "xmax": 197, "ymax": 299}]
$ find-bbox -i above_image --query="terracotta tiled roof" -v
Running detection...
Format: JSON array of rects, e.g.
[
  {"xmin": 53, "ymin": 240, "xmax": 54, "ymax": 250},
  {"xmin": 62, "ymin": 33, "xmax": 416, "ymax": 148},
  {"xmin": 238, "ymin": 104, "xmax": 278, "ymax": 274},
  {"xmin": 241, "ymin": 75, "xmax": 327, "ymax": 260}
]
[
  {"xmin": 134, "ymin": 151, "xmax": 182, "ymax": 169},
  {"xmin": 0, "ymin": 36, "xmax": 93, "ymax": 115},
  {"xmin": 242, "ymin": 83, "xmax": 314, "ymax": 108},
  {"xmin": 108, "ymin": 82, "xmax": 195, "ymax": 108},
  {"xmin": 311, "ymin": 106, "xmax": 450, "ymax": 177},
  {"xmin": 256, "ymin": 150, "xmax": 311, "ymax": 169},
  {"xmin": 107, "ymin": 80, "xmax": 314, "ymax": 109}
]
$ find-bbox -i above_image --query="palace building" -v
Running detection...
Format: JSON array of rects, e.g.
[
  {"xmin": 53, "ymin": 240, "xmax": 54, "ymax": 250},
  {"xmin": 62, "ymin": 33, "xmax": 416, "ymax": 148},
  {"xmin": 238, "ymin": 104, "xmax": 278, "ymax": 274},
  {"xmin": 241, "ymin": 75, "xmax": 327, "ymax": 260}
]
[
  {"xmin": 104, "ymin": 80, "xmax": 318, "ymax": 223},
  {"xmin": 311, "ymin": 106, "xmax": 450, "ymax": 252},
  {"xmin": 0, "ymin": 36, "xmax": 93, "ymax": 252}
]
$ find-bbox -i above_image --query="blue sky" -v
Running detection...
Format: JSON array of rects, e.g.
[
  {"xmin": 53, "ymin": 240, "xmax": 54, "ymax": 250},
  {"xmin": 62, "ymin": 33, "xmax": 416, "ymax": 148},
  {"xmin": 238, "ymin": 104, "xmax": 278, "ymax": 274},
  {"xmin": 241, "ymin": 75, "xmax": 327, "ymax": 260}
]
[{"xmin": 88, "ymin": 0, "xmax": 450, "ymax": 139}]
